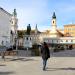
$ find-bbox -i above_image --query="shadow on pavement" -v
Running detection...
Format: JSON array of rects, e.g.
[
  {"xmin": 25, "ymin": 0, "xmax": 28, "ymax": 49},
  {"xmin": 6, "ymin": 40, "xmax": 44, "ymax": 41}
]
[
  {"xmin": 46, "ymin": 67, "xmax": 75, "ymax": 71},
  {"xmin": 0, "ymin": 64, "xmax": 6, "ymax": 66},
  {"xmin": 9, "ymin": 58, "xmax": 37, "ymax": 61},
  {"xmin": 0, "ymin": 71, "xmax": 15, "ymax": 75},
  {"xmin": 52, "ymin": 49, "xmax": 75, "ymax": 57}
]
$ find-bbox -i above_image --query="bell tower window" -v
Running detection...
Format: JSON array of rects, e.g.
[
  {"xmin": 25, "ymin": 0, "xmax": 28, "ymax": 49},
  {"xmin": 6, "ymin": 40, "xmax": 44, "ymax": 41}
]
[
  {"xmin": 53, "ymin": 21, "xmax": 54, "ymax": 23},
  {"xmin": 12, "ymin": 21, "xmax": 13, "ymax": 24}
]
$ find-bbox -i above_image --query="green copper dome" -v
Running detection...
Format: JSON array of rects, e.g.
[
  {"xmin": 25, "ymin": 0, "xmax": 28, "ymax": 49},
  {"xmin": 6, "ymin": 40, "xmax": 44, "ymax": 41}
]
[
  {"xmin": 52, "ymin": 12, "xmax": 56, "ymax": 19},
  {"xmin": 13, "ymin": 9, "xmax": 17, "ymax": 16}
]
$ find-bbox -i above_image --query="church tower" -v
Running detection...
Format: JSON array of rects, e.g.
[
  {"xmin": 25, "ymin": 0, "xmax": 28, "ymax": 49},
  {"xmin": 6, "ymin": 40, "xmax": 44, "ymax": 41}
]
[
  {"xmin": 50, "ymin": 12, "xmax": 58, "ymax": 37},
  {"xmin": 52, "ymin": 12, "xmax": 56, "ymax": 27},
  {"xmin": 11, "ymin": 9, "xmax": 18, "ymax": 34},
  {"xmin": 10, "ymin": 9, "xmax": 18, "ymax": 46}
]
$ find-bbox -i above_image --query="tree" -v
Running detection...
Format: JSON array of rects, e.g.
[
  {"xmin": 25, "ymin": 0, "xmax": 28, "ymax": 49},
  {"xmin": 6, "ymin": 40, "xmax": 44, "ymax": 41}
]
[{"xmin": 17, "ymin": 30, "xmax": 25, "ymax": 38}]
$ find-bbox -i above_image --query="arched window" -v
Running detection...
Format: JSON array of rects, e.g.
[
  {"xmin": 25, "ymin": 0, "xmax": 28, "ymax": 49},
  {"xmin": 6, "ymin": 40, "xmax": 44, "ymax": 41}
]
[
  {"xmin": 26, "ymin": 37, "xmax": 28, "ymax": 40},
  {"xmin": 61, "ymin": 40, "xmax": 63, "ymax": 42},
  {"xmin": 11, "ymin": 30, "xmax": 13, "ymax": 35},
  {"xmin": 53, "ymin": 21, "xmax": 54, "ymax": 23},
  {"xmin": 66, "ymin": 40, "xmax": 68, "ymax": 42},
  {"xmin": 71, "ymin": 40, "xmax": 73, "ymax": 42},
  {"xmin": 57, "ymin": 40, "xmax": 58, "ymax": 42},
  {"xmin": 12, "ymin": 21, "xmax": 13, "ymax": 24},
  {"xmin": 1, "ymin": 41, "xmax": 4, "ymax": 45},
  {"xmin": 30, "ymin": 37, "xmax": 31, "ymax": 40},
  {"xmin": 52, "ymin": 40, "xmax": 53, "ymax": 43}
]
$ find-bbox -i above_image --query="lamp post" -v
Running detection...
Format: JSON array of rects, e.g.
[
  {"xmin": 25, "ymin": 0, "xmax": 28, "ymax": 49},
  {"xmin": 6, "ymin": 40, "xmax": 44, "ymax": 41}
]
[
  {"xmin": 1, "ymin": 40, "xmax": 5, "ymax": 59},
  {"xmin": 15, "ymin": 37, "xmax": 18, "ymax": 51},
  {"xmin": 15, "ymin": 25, "xmax": 18, "ymax": 56}
]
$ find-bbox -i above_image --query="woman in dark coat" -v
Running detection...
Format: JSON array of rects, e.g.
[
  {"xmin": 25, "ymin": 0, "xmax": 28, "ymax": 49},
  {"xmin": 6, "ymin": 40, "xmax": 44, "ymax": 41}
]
[{"xmin": 41, "ymin": 42, "xmax": 50, "ymax": 71}]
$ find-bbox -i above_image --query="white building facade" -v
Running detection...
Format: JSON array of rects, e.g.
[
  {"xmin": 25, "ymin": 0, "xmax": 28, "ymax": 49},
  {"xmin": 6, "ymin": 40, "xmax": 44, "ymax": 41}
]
[
  {"xmin": 44, "ymin": 37, "xmax": 75, "ymax": 44},
  {"xmin": 0, "ymin": 7, "xmax": 18, "ymax": 47}
]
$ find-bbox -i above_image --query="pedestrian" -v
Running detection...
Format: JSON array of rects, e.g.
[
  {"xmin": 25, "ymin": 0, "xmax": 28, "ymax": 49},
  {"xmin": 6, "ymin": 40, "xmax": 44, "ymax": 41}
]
[{"xmin": 41, "ymin": 42, "xmax": 50, "ymax": 71}]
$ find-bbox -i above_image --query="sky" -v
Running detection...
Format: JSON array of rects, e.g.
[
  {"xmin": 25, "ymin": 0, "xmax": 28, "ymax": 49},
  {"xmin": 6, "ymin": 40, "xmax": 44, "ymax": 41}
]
[{"xmin": 0, "ymin": 0, "xmax": 75, "ymax": 31}]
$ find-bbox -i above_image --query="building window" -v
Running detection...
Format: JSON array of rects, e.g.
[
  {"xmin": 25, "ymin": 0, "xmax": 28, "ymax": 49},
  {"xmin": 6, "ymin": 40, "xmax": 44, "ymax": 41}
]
[
  {"xmin": 71, "ymin": 40, "xmax": 73, "ymax": 42},
  {"xmin": 53, "ymin": 21, "xmax": 54, "ymax": 23},
  {"xmin": 15, "ymin": 21, "xmax": 17, "ymax": 24},
  {"xmin": 30, "ymin": 37, "xmax": 31, "ymax": 40},
  {"xmin": 61, "ymin": 40, "xmax": 63, "ymax": 42},
  {"xmin": 1, "ymin": 41, "xmax": 4, "ymax": 45},
  {"xmin": 66, "ymin": 40, "xmax": 68, "ymax": 42},
  {"xmin": 26, "ymin": 37, "xmax": 28, "ymax": 40},
  {"xmin": 6, "ymin": 41, "xmax": 8, "ymax": 44},
  {"xmin": 57, "ymin": 40, "xmax": 58, "ymax": 43},
  {"xmin": 12, "ymin": 21, "xmax": 13, "ymax": 24},
  {"xmin": 11, "ymin": 30, "xmax": 13, "ymax": 35},
  {"xmin": 52, "ymin": 40, "xmax": 53, "ymax": 43}
]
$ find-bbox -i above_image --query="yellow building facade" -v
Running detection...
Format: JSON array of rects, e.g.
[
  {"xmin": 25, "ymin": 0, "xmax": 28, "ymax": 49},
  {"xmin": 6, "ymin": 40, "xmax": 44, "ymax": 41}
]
[
  {"xmin": 44, "ymin": 12, "xmax": 75, "ymax": 49},
  {"xmin": 64, "ymin": 24, "xmax": 75, "ymax": 37}
]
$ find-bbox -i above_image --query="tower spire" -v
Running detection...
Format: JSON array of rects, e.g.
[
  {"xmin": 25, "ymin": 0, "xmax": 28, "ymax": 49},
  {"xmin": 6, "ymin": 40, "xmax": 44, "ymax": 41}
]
[
  {"xmin": 11, "ymin": 9, "xmax": 18, "ymax": 46},
  {"xmin": 35, "ymin": 24, "xmax": 38, "ymax": 34},
  {"xmin": 52, "ymin": 12, "xmax": 56, "ymax": 19},
  {"xmin": 51, "ymin": 12, "xmax": 56, "ymax": 26},
  {"xmin": 13, "ymin": 9, "xmax": 17, "ymax": 17},
  {"xmin": 50, "ymin": 12, "xmax": 58, "ymax": 37}
]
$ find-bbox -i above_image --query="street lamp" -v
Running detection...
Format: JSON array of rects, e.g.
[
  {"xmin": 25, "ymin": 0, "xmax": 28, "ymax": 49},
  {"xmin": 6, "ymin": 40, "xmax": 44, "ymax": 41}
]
[{"xmin": 15, "ymin": 26, "xmax": 18, "ymax": 57}]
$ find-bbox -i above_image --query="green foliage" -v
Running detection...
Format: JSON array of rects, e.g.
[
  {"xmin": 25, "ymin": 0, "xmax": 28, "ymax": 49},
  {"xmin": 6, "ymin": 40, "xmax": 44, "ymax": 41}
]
[
  {"xmin": 17, "ymin": 30, "xmax": 25, "ymax": 38},
  {"xmin": 32, "ymin": 44, "xmax": 39, "ymax": 56}
]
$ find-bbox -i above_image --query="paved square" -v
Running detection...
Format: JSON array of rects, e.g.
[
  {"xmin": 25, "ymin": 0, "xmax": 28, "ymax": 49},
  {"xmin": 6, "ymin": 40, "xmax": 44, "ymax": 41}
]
[{"xmin": 0, "ymin": 49, "xmax": 75, "ymax": 75}]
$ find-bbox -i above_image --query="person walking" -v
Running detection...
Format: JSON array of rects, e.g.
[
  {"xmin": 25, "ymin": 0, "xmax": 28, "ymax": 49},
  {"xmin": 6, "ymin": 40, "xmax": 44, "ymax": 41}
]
[{"xmin": 41, "ymin": 42, "xmax": 50, "ymax": 71}]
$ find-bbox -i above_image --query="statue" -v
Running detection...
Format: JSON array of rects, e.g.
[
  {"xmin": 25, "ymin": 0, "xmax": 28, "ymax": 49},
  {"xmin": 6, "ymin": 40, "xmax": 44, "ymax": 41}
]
[{"xmin": 27, "ymin": 24, "xmax": 31, "ymax": 35}]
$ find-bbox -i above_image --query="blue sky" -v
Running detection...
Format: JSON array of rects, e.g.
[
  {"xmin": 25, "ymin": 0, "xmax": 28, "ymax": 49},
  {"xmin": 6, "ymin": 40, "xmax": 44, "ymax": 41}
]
[{"xmin": 0, "ymin": 0, "xmax": 75, "ymax": 31}]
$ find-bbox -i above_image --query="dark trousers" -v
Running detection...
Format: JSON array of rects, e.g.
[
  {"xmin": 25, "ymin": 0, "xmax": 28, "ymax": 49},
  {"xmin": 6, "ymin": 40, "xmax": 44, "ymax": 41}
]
[{"xmin": 43, "ymin": 59, "xmax": 47, "ymax": 70}]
